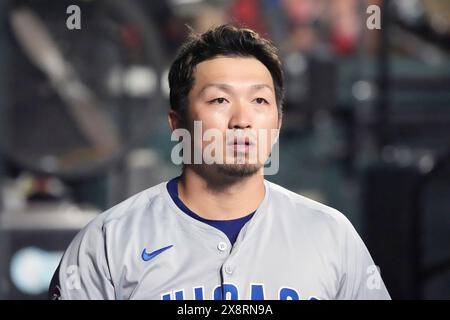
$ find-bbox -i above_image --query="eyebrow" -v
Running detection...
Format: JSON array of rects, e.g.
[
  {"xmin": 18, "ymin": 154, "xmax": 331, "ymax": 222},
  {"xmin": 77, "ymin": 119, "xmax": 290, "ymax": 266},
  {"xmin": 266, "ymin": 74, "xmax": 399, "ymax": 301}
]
[{"xmin": 198, "ymin": 83, "xmax": 274, "ymax": 96}]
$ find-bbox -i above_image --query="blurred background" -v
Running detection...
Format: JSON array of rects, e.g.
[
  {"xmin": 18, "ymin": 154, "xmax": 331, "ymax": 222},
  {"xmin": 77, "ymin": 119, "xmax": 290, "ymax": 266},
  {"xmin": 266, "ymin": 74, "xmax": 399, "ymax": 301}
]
[{"xmin": 0, "ymin": 0, "xmax": 449, "ymax": 300}]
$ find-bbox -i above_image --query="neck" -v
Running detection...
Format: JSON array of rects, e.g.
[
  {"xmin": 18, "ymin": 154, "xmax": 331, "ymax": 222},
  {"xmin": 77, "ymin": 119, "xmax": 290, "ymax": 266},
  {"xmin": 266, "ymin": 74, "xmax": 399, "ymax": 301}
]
[{"xmin": 178, "ymin": 166, "xmax": 265, "ymax": 220}]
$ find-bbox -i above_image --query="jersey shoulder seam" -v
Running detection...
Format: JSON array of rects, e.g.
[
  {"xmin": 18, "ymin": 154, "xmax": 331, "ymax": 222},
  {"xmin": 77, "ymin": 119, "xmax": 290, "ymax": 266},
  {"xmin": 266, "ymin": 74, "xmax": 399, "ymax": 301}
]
[
  {"xmin": 101, "ymin": 182, "xmax": 166, "ymax": 227},
  {"xmin": 267, "ymin": 180, "xmax": 345, "ymax": 221}
]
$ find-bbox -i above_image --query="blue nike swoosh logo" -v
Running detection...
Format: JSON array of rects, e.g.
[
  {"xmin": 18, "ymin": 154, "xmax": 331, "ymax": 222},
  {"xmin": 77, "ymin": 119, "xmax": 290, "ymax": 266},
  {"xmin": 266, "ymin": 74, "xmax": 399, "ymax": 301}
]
[{"xmin": 141, "ymin": 245, "xmax": 173, "ymax": 262}]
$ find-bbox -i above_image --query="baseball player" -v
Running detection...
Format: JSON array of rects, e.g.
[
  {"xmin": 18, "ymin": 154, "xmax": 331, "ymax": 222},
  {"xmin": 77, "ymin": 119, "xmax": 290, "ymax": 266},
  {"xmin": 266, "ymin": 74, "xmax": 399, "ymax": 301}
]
[{"xmin": 49, "ymin": 24, "xmax": 390, "ymax": 300}]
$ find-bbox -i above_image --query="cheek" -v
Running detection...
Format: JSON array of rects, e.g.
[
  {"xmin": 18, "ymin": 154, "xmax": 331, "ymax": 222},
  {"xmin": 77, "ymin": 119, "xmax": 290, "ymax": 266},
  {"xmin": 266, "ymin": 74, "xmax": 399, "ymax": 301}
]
[
  {"xmin": 255, "ymin": 109, "xmax": 280, "ymax": 129},
  {"xmin": 188, "ymin": 110, "xmax": 228, "ymax": 149},
  {"xmin": 191, "ymin": 106, "xmax": 229, "ymax": 131},
  {"xmin": 256, "ymin": 114, "xmax": 280, "ymax": 149}
]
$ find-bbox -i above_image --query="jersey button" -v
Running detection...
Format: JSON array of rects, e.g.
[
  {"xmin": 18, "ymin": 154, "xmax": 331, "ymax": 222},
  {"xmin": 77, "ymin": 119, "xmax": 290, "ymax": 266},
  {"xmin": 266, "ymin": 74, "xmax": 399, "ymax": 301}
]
[
  {"xmin": 217, "ymin": 242, "xmax": 228, "ymax": 252},
  {"xmin": 224, "ymin": 265, "xmax": 233, "ymax": 275}
]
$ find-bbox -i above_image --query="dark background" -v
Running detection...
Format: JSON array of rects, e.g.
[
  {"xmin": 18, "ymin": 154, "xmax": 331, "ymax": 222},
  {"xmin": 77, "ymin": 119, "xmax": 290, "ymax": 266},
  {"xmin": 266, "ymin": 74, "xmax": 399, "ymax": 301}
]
[{"xmin": 0, "ymin": 0, "xmax": 449, "ymax": 299}]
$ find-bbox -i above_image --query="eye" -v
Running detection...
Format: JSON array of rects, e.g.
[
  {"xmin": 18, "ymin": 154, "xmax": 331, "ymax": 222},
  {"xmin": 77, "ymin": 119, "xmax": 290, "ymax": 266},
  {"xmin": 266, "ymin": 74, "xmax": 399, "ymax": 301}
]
[
  {"xmin": 254, "ymin": 97, "xmax": 269, "ymax": 104},
  {"xmin": 209, "ymin": 98, "xmax": 228, "ymax": 104}
]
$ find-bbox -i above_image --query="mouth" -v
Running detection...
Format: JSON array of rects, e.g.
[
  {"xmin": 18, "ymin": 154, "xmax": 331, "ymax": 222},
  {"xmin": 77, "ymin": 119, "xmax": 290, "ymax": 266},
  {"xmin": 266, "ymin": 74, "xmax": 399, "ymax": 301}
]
[
  {"xmin": 226, "ymin": 137, "xmax": 256, "ymax": 155},
  {"xmin": 227, "ymin": 137, "xmax": 255, "ymax": 146}
]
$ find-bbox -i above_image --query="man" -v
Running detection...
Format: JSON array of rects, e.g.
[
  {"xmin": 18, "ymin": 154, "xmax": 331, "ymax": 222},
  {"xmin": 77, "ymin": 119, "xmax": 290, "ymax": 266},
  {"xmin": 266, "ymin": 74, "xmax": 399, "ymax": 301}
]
[{"xmin": 49, "ymin": 24, "xmax": 390, "ymax": 300}]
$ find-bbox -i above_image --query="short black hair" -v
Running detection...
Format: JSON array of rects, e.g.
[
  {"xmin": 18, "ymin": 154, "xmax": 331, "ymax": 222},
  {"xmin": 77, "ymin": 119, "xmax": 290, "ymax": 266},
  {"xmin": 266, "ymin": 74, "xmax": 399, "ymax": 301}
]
[{"xmin": 168, "ymin": 24, "xmax": 285, "ymax": 119}]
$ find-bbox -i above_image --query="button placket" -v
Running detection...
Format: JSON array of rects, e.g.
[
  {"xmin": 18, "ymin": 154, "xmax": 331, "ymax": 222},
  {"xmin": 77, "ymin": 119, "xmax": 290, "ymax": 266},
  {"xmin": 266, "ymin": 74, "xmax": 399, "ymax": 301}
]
[
  {"xmin": 224, "ymin": 265, "xmax": 233, "ymax": 275},
  {"xmin": 217, "ymin": 241, "xmax": 228, "ymax": 252}
]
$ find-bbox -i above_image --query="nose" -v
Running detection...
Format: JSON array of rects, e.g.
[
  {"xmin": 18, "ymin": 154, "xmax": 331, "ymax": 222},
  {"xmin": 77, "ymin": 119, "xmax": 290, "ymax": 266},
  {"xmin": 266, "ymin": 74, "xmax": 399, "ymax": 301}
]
[{"xmin": 229, "ymin": 100, "xmax": 252, "ymax": 129}]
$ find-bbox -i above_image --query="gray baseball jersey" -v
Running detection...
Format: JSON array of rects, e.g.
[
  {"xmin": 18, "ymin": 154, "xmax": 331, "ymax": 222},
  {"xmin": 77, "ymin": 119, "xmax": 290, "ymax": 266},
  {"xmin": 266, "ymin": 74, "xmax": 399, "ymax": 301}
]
[{"xmin": 50, "ymin": 179, "xmax": 390, "ymax": 300}]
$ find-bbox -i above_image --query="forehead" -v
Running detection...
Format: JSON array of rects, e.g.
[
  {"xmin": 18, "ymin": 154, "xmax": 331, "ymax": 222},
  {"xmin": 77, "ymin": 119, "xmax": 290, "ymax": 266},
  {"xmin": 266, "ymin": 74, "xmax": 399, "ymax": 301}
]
[{"xmin": 192, "ymin": 56, "xmax": 274, "ymax": 89}]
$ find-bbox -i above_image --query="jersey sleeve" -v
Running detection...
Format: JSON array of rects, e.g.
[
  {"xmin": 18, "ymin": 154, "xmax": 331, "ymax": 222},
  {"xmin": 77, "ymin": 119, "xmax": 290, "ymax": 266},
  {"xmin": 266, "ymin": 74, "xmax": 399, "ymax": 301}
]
[
  {"xmin": 335, "ymin": 214, "xmax": 391, "ymax": 300},
  {"xmin": 48, "ymin": 216, "xmax": 115, "ymax": 300}
]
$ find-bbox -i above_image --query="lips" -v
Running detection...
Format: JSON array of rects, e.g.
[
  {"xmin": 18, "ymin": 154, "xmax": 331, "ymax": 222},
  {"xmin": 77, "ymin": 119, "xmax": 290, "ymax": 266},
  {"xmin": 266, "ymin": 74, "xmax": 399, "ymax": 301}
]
[{"xmin": 227, "ymin": 137, "xmax": 255, "ymax": 146}]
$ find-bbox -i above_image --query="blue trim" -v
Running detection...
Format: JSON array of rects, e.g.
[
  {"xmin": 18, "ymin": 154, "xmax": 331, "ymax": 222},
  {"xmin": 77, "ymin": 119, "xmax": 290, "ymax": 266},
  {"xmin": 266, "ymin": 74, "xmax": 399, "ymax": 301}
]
[{"xmin": 167, "ymin": 177, "xmax": 254, "ymax": 245}]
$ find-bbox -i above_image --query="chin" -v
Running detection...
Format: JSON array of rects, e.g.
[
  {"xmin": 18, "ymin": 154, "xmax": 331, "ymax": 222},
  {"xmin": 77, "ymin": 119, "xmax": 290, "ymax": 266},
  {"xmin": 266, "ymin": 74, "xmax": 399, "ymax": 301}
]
[{"xmin": 215, "ymin": 163, "xmax": 262, "ymax": 178}]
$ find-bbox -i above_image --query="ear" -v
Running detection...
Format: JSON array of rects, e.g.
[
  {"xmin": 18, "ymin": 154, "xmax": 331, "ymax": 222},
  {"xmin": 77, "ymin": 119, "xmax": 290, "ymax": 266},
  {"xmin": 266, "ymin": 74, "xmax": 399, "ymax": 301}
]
[{"xmin": 168, "ymin": 109, "xmax": 183, "ymax": 132}]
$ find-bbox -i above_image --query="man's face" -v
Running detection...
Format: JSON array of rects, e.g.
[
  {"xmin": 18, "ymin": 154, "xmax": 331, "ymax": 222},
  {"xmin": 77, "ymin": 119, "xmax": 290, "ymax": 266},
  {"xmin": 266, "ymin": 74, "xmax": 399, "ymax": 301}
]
[{"xmin": 183, "ymin": 56, "xmax": 281, "ymax": 178}]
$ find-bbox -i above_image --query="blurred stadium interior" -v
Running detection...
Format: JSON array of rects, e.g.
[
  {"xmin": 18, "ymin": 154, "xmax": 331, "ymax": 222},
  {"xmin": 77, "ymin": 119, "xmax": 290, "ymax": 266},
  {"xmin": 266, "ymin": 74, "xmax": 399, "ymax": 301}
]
[{"xmin": 0, "ymin": 0, "xmax": 449, "ymax": 299}]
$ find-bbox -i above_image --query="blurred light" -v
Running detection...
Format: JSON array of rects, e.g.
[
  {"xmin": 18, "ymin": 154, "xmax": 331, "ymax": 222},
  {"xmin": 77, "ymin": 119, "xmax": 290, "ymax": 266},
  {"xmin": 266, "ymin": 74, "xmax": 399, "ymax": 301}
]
[
  {"xmin": 285, "ymin": 52, "xmax": 307, "ymax": 76},
  {"xmin": 2, "ymin": 180, "xmax": 27, "ymax": 212},
  {"xmin": 10, "ymin": 247, "xmax": 63, "ymax": 295},
  {"xmin": 123, "ymin": 66, "xmax": 157, "ymax": 97},
  {"xmin": 161, "ymin": 68, "xmax": 170, "ymax": 98},
  {"xmin": 381, "ymin": 145, "xmax": 414, "ymax": 167},
  {"xmin": 46, "ymin": 177, "xmax": 66, "ymax": 197},
  {"xmin": 352, "ymin": 80, "xmax": 375, "ymax": 101},
  {"xmin": 170, "ymin": 0, "xmax": 203, "ymax": 5},
  {"xmin": 108, "ymin": 66, "xmax": 157, "ymax": 97},
  {"xmin": 394, "ymin": 0, "xmax": 423, "ymax": 25},
  {"xmin": 418, "ymin": 154, "xmax": 435, "ymax": 174}
]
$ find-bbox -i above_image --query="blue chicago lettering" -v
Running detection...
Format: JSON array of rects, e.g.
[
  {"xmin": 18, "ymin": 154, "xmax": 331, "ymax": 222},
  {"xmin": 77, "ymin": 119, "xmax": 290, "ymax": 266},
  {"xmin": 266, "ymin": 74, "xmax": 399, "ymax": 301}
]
[{"xmin": 161, "ymin": 284, "xmax": 319, "ymax": 300}]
